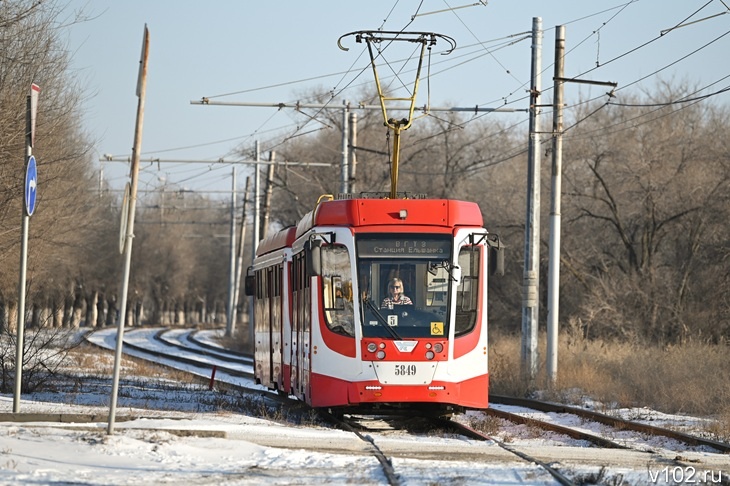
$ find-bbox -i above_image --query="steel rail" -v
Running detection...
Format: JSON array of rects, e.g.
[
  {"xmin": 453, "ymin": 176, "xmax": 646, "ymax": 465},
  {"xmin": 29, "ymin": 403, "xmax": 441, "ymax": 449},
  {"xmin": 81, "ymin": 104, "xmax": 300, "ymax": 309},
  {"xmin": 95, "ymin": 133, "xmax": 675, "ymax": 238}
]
[
  {"xmin": 155, "ymin": 329, "xmax": 252, "ymax": 366},
  {"xmin": 433, "ymin": 418, "xmax": 576, "ymax": 486},
  {"xmin": 491, "ymin": 395, "xmax": 730, "ymax": 453},
  {"xmin": 315, "ymin": 410, "xmax": 401, "ymax": 486}
]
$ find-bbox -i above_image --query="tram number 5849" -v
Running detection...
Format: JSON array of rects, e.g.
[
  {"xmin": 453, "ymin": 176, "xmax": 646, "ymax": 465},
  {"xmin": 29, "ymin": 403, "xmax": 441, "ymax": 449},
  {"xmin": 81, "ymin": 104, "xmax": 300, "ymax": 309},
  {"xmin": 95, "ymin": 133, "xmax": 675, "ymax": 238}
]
[{"xmin": 394, "ymin": 364, "xmax": 417, "ymax": 376}]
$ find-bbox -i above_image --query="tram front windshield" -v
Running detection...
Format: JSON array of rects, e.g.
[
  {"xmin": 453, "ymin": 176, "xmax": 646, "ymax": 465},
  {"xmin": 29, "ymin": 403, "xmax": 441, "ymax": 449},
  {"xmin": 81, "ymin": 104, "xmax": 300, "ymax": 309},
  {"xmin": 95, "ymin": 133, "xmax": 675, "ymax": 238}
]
[{"xmin": 356, "ymin": 234, "xmax": 455, "ymax": 339}]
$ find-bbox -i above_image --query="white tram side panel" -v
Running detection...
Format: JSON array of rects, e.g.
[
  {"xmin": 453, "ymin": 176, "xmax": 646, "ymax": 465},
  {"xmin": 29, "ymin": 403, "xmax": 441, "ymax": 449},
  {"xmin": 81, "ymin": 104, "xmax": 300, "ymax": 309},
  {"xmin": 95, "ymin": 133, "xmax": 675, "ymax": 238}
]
[{"xmin": 443, "ymin": 227, "xmax": 489, "ymax": 382}]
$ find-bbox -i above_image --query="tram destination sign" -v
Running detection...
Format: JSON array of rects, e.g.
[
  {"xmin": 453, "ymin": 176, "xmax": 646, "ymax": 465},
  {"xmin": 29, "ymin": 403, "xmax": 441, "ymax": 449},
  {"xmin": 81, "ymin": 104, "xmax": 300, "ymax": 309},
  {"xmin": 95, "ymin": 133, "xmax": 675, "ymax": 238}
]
[{"xmin": 358, "ymin": 237, "xmax": 450, "ymax": 258}]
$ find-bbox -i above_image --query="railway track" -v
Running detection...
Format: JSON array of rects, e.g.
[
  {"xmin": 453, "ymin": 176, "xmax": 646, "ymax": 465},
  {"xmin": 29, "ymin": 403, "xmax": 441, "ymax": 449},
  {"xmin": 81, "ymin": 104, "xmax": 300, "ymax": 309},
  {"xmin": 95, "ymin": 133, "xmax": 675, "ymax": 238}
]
[
  {"xmin": 84, "ymin": 327, "xmax": 293, "ymax": 414},
  {"xmin": 434, "ymin": 417, "xmax": 576, "ymax": 486},
  {"xmin": 89, "ymin": 327, "xmax": 254, "ymax": 382},
  {"xmin": 490, "ymin": 394, "xmax": 730, "ymax": 454},
  {"xmin": 318, "ymin": 410, "xmax": 575, "ymax": 486},
  {"xmin": 474, "ymin": 401, "xmax": 730, "ymax": 484},
  {"xmin": 86, "ymin": 326, "xmax": 730, "ymax": 485},
  {"xmin": 330, "ymin": 410, "xmax": 730, "ymax": 485}
]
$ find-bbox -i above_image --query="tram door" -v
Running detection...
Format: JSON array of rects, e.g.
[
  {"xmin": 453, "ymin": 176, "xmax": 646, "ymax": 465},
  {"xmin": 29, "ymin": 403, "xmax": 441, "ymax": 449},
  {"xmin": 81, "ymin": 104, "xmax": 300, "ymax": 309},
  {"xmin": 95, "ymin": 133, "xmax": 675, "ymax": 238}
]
[
  {"xmin": 256, "ymin": 268, "xmax": 271, "ymax": 388},
  {"xmin": 282, "ymin": 261, "xmax": 293, "ymax": 394},
  {"xmin": 290, "ymin": 252, "xmax": 306, "ymax": 401},
  {"xmin": 270, "ymin": 265, "xmax": 283, "ymax": 390}
]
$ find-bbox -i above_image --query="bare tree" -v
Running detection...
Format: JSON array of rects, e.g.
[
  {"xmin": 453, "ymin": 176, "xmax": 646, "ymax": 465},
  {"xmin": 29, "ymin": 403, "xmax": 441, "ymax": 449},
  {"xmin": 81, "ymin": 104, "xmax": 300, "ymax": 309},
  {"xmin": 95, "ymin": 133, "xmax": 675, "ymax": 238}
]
[
  {"xmin": 561, "ymin": 86, "xmax": 730, "ymax": 342},
  {"xmin": 0, "ymin": 1, "xmax": 113, "ymax": 330}
]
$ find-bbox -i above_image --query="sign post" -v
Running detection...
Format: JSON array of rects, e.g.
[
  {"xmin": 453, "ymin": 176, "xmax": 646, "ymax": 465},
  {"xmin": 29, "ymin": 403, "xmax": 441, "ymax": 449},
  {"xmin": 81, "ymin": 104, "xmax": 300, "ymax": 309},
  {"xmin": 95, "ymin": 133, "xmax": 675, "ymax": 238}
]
[
  {"xmin": 13, "ymin": 84, "xmax": 40, "ymax": 413},
  {"xmin": 108, "ymin": 25, "xmax": 149, "ymax": 435}
]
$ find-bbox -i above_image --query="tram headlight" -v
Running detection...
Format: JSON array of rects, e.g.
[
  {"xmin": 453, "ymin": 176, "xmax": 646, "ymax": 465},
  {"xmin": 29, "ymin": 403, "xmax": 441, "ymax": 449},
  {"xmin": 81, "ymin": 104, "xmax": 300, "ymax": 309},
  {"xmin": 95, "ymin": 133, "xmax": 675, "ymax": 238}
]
[
  {"xmin": 434, "ymin": 343, "xmax": 443, "ymax": 353},
  {"xmin": 376, "ymin": 350, "xmax": 386, "ymax": 360},
  {"xmin": 367, "ymin": 342, "xmax": 377, "ymax": 353},
  {"xmin": 425, "ymin": 350, "xmax": 435, "ymax": 360}
]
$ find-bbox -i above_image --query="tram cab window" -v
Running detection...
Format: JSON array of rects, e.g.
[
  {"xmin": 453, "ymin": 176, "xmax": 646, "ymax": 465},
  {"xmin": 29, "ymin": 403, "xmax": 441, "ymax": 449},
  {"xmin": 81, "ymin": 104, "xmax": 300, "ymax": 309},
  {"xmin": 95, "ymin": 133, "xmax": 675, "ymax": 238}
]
[
  {"xmin": 320, "ymin": 244, "xmax": 355, "ymax": 337},
  {"xmin": 455, "ymin": 245, "xmax": 480, "ymax": 336},
  {"xmin": 356, "ymin": 235, "xmax": 453, "ymax": 339}
]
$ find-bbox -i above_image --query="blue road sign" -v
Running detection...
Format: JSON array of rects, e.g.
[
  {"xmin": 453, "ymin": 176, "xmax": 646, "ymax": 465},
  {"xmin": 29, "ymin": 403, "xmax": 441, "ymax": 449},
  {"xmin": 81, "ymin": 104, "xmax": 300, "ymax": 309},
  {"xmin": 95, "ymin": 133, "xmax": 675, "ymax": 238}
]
[{"xmin": 25, "ymin": 155, "xmax": 37, "ymax": 216}]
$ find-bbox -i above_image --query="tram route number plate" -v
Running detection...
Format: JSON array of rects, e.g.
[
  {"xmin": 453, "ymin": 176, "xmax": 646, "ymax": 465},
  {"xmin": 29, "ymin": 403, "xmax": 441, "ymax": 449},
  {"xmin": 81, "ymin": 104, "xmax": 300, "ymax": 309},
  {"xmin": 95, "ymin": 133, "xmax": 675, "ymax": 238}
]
[{"xmin": 373, "ymin": 361, "xmax": 436, "ymax": 385}]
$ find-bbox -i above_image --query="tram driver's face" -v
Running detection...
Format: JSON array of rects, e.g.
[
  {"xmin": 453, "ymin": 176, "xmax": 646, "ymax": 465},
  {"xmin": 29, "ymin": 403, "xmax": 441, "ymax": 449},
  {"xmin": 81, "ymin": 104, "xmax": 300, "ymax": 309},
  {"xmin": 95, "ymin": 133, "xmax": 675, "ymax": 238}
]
[{"xmin": 389, "ymin": 282, "xmax": 402, "ymax": 298}]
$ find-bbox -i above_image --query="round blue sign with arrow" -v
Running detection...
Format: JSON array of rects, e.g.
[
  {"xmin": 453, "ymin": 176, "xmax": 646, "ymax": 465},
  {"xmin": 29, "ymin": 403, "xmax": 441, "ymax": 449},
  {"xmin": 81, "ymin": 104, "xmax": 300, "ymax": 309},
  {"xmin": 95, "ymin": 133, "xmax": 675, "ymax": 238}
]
[{"xmin": 25, "ymin": 155, "xmax": 37, "ymax": 216}]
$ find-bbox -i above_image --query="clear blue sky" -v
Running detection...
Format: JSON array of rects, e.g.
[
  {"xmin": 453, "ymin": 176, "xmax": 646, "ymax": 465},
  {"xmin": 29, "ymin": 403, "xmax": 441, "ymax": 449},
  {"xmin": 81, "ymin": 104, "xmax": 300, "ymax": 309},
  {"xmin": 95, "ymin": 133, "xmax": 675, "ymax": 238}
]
[{"xmin": 64, "ymin": 1, "xmax": 730, "ymax": 196}]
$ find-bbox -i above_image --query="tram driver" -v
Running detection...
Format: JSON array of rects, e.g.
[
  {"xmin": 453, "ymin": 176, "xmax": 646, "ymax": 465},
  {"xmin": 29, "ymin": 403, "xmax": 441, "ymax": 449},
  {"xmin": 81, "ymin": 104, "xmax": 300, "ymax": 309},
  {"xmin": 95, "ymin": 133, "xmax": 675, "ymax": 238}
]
[{"xmin": 381, "ymin": 278, "xmax": 413, "ymax": 308}]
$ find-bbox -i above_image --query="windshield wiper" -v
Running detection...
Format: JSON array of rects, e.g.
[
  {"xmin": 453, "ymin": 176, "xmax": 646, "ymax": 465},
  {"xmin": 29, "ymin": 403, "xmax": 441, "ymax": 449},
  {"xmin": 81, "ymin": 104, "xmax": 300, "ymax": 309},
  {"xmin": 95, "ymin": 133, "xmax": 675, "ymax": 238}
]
[{"xmin": 362, "ymin": 297, "xmax": 404, "ymax": 340}]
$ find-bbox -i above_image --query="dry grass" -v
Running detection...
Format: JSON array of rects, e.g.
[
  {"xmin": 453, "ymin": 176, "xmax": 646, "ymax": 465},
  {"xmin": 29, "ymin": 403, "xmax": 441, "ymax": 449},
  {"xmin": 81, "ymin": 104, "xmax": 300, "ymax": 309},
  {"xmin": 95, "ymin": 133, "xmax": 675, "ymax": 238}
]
[
  {"xmin": 70, "ymin": 343, "xmax": 206, "ymax": 385},
  {"xmin": 466, "ymin": 414, "xmax": 503, "ymax": 436},
  {"xmin": 705, "ymin": 408, "xmax": 730, "ymax": 443},
  {"xmin": 488, "ymin": 329, "xmax": 730, "ymax": 440}
]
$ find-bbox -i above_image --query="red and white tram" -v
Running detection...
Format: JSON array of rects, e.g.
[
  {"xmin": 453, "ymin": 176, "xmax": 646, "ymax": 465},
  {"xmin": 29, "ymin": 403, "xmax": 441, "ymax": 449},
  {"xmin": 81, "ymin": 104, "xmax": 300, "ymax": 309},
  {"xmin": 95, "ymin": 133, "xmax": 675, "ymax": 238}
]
[{"xmin": 247, "ymin": 195, "xmax": 503, "ymax": 414}]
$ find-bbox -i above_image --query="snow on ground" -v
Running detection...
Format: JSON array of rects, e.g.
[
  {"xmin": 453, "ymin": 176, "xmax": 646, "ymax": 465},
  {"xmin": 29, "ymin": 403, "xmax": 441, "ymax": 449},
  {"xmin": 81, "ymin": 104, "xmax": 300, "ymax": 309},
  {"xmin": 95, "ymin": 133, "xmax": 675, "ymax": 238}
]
[
  {"xmin": 0, "ymin": 329, "xmax": 728, "ymax": 485},
  {"xmin": 0, "ymin": 395, "xmax": 567, "ymax": 486}
]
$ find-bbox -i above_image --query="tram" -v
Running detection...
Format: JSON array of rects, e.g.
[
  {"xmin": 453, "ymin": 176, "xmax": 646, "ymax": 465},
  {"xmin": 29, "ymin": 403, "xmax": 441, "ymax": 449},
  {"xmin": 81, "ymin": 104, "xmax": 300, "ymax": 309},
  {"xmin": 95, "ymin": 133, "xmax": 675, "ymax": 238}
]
[{"xmin": 246, "ymin": 194, "xmax": 503, "ymax": 413}]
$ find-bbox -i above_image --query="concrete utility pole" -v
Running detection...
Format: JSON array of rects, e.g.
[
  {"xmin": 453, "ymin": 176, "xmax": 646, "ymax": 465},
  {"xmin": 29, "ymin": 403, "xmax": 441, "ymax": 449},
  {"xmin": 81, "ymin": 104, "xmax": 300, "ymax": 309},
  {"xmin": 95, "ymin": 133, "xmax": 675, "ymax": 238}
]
[
  {"xmin": 249, "ymin": 141, "xmax": 260, "ymax": 350},
  {"xmin": 521, "ymin": 17, "xmax": 542, "ymax": 384},
  {"xmin": 231, "ymin": 176, "xmax": 251, "ymax": 337},
  {"xmin": 341, "ymin": 101, "xmax": 349, "ymax": 194},
  {"xmin": 262, "ymin": 151, "xmax": 276, "ymax": 240},
  {"xmin": 253, "ymin": 141, "xmax": 261, "ymax": 243},
  {"xmin": 545, "ymin": 28, "xmax": 617, "ymax": 388},
  {"xmin": 226, "ymin": 168, "xmax": 237, "ymax": 337},
  {"xmin": 349, "ymin": 112, "xmax": 358, "ymax": 193},
  {"xmin": 547, "ymin": 25, "xmax": 565, "ymax": 388}
]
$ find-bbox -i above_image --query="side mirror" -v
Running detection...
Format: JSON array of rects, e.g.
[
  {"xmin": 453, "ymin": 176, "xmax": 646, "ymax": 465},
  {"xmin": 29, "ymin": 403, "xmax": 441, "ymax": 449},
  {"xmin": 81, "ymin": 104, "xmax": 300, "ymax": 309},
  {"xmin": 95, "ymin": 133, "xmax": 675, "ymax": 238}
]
[
  {"xmin": 305, "ymin": 239, "xmax": 322, "ymax": 277},
  {"xmin": 490, "ymin": 240, "xmax": 505, "ymax": 277},
  {"xmin": 244, "ymin": 267, "xmax": 255, "ymax": 296}
]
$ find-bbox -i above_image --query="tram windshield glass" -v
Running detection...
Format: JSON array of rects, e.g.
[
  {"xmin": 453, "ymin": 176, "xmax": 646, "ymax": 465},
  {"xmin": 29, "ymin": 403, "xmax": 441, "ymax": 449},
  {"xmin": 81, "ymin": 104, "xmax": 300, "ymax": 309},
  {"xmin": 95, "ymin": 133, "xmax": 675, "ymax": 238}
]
[{"xmin": 355, "ymin": 234, "xmax": 475, "ymax": 339}]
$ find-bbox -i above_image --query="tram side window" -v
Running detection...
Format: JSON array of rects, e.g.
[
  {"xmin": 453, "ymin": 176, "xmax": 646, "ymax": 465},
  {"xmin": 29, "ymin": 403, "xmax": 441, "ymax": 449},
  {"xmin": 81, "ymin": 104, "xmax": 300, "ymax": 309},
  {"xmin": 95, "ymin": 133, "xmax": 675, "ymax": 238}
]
[
  {"xmin": 254, "ymin": 268, "xmax": 266, "ymax": 333},
  {"xmin": 321, "ymin": 245, "xmax": 355, "ymax": 337},
  {"xmin": 292, "ymin": 254, "xmax": 301, "ymax": 291},
  {"xmin": 455, "ymin": 246, "xmax": 480, "ymax": 336}
]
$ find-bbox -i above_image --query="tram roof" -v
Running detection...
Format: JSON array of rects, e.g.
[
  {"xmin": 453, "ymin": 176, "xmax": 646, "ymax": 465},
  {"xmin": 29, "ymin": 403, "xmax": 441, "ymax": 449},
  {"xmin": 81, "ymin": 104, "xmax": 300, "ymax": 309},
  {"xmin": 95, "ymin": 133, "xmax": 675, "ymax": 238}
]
[
  {"xmin": 295, "ymin": 198, "xmax": 483, "ymax": 239},
  {"xmin": 256, "ymin": 199, "xmax": 484, "ymax": 256},
  {"xmin": 255, "ymin": 226, "xmax": 296, "ymax": 257}
]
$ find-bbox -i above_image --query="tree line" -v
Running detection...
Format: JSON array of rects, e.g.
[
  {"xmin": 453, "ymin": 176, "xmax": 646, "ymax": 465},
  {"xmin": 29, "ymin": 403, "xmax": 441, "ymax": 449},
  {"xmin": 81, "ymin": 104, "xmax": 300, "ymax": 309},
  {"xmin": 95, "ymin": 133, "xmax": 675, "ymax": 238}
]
[{"xmin": 1, "ymin": 1, "xmax": 728, "ymax": 346}]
